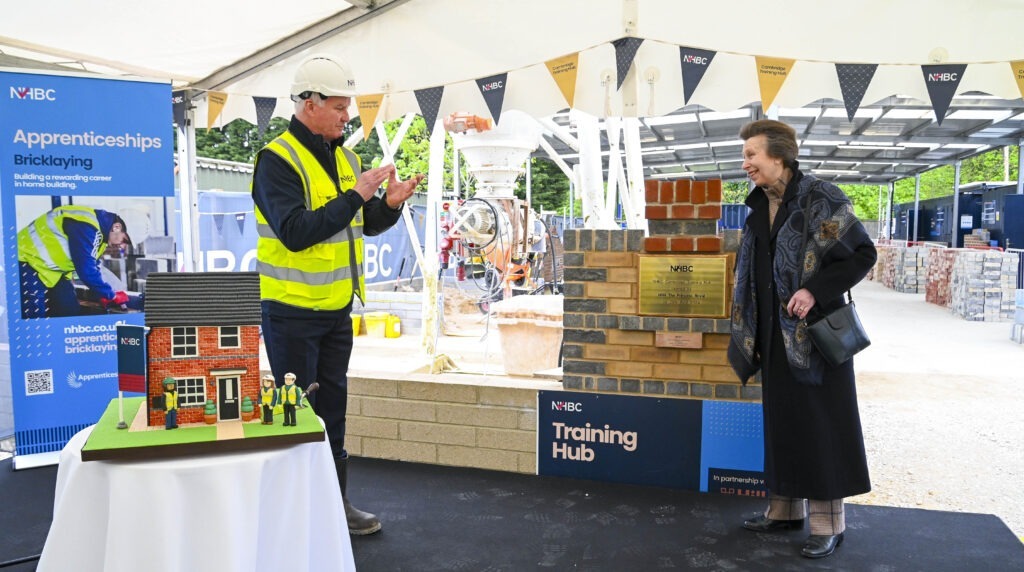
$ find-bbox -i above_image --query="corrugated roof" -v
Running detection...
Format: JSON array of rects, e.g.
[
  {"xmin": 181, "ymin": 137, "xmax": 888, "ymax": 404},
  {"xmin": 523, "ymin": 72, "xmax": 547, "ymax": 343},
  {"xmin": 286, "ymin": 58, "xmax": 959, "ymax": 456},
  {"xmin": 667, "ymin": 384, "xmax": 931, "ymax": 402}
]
[{"xmin": 144, "ymin": 272, "xmax": 261, "ymax": 327}]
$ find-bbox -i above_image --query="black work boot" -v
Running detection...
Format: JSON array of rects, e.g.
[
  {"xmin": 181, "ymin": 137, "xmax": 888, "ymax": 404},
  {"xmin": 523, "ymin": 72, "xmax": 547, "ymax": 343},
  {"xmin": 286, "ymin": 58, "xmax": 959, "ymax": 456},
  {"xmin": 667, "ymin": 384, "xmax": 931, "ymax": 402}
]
[{"xmin": 335, "ymin": 456, "xmax": 382, "ymax": 535}]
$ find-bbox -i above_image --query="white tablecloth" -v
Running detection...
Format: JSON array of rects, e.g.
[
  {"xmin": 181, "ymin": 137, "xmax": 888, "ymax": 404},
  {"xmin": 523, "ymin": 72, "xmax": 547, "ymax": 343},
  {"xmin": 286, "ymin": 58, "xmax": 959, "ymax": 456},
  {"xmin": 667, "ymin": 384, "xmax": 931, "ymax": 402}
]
[{"xmin": 38, "ymin": 425, "xmax": 356, "ymax": 572}]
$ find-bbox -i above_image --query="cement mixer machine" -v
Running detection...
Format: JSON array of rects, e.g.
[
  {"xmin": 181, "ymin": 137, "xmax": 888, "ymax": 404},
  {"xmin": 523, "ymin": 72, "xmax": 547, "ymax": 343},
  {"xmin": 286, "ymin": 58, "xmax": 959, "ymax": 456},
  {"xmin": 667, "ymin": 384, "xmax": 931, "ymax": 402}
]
[{"xmin": 441, "ymin": 111, "xmax": 552, "ymax": 309}]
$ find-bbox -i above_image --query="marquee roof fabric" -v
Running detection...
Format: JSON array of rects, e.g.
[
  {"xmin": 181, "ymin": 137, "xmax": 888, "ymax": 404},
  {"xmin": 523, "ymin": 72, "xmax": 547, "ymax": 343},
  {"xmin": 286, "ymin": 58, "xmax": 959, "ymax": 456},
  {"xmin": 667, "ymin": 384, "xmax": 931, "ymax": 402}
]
[{"xmin": 3, "ymin": 0, "xmax": 1023, "ymax": 183}]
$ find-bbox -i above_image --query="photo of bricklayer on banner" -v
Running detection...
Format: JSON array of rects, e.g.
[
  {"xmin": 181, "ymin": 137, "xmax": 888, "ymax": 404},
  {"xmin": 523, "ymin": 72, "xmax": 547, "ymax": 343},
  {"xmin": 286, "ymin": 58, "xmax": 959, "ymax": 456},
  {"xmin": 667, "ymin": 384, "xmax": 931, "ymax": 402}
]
[{"xmin": 0, "ymin": 69, "xmax": 174, "ymax": 468}]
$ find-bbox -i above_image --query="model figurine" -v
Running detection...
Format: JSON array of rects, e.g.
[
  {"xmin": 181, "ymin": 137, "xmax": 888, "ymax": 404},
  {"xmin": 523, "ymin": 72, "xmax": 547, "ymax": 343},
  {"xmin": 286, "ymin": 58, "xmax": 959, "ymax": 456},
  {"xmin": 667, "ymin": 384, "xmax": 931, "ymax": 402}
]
[
  {"xmin": 259, "ymin": 374, "xmax": 278, "ymax": 425},
  {"xmin": 163, "ymin": 378, "xmax": 179, "ymax": 430},
  {"xmin": 279, "ymin": 373, "xmax": 303, "ymax": 426}
]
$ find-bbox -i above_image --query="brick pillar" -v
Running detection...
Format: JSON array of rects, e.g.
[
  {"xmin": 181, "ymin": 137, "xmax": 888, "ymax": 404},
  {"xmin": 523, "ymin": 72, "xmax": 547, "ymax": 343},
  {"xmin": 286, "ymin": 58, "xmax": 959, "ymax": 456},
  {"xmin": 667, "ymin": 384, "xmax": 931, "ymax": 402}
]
[{"xmin": 561, "ymin": 178, "xmax": 759, "ymax": 403}]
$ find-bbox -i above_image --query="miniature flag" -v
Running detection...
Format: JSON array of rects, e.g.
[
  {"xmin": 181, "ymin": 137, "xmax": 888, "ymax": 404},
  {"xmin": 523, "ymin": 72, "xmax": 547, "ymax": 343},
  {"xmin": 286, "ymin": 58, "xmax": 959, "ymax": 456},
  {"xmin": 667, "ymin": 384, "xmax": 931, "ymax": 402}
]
[{"xmin": 117, "ymin": 325, "xmax": 147, "ymax": 393}]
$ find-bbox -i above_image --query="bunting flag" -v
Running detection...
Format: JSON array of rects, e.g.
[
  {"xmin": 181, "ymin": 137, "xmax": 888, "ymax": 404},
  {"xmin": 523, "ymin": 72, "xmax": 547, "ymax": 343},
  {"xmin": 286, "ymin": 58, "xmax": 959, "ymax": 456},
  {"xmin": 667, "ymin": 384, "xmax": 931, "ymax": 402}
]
[
  {"xmin": 613, "ymin": 37, "xmax": 644, "ymax": 90},
  {"xmin": 1010, "ymin": 60, "xmax": 1024, "ymax": 99},
  {"xmin": 546, "ymin": 53, "xmax": 580, "ymax": 107},
  {"xmin": 213, "ymin": 213, "xmax": 225, "ymax": 234},
  {"xmin": 206, "ymin": 91, "xmax": 228, "ymax": 129},
  {"xmin": 835, "ymin": 64, "xmax": 877, "ymax": 121},
  {"xmin": 922, "ymin": 64, "xmax": 967, "ymax": 125},
  {"xmin": 414, "ymin": 86, "xmax": 444, "ymax": 131},
  {"xmin": 678, "ymin": 46, "xmax": 716, "ymax": 104},
  {"xmin": 476, "ymin": 73, "xmax": 508, "ymax": 124},
  {"xmin": 172, "ymin": 90, "xmax": 187, "ymax": 127},
  {"xmin": 755, "ymin": 57, "xmax": 795, "ymax": 113},
  {"xmin": 235, "ymin": 213, "xmax": 247, "ymax": 236},
  {"xmin": 253, "ymin": 96, "xmax": 277, "ymax": 137},
  {"xmin": 356, "ymin": 94, "xmax": 385, "ymax": 140}
]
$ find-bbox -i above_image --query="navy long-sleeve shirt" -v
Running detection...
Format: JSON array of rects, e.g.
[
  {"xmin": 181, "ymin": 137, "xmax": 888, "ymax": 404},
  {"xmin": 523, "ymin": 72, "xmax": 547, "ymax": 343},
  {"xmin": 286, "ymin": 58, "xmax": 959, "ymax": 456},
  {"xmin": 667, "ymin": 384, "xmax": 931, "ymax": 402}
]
[{"xmin": 65, "ymin": 209, "xmax": 118, "ymax": 299}]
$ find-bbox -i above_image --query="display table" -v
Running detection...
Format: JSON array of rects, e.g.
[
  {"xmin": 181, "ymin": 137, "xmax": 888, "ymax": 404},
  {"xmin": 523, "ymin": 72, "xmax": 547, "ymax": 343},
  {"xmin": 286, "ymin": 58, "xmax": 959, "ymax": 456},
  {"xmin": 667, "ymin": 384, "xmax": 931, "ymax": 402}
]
[{"xmin": 38, "ymin": 425, "xmax": 355, "ymax": 572}]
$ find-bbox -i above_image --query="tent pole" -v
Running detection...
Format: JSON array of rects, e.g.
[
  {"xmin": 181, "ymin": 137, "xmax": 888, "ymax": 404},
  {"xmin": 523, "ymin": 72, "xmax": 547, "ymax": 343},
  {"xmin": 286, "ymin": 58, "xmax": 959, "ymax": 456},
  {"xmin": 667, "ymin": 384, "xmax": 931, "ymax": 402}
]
[
  {"xmin": 952, "ymin": 161, "xmax": 962, "ymax": 247},
  {"xmin": 912, "ymin": 174, "xmax": 921, "ymax": 243},
  {"xmin": 176, "ymin": 94, "xmax": 201, "ymax": 272}
]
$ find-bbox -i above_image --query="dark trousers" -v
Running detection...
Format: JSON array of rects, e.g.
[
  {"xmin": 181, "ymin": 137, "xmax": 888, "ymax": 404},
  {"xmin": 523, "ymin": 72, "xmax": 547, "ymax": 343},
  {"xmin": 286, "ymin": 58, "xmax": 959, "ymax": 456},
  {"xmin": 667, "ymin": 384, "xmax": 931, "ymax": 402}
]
[
  {"xmin": 262, "ymin": 405, "xmax": 274, "ymax": 423},
  {"xmin": 20, "ymin": 262, "xmax": 81, "ymax": 318},
  {"xmin": 165, "ymin": 408, "xmax": 177, "ymax": 429},
  {"xmin": 283, "ymin": 403, "xmax": 296, "ymax": 426},
  {"xmin": 262, "ymin": 301, "xmax": 353, "ymax": 457}
]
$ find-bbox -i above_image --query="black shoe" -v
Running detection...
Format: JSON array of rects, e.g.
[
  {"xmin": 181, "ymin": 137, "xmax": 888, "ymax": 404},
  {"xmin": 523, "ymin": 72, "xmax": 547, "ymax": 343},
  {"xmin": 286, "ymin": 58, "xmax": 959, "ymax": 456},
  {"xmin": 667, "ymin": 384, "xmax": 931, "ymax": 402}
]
[
  {"xmin": 742, "ymin": 514, "xmax": 805, "ymax": 532},
  {"xmin": 801, "ymin": 533, "xmax": 844, "ymax": 558}
]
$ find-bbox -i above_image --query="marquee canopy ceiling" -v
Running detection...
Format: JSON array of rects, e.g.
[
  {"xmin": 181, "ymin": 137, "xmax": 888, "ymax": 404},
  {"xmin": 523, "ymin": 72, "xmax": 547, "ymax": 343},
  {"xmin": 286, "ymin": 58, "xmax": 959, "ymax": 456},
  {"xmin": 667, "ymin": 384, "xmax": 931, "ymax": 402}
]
[{"xmin": 3, "ymin": 0, "xmax": 1023, "ymax": 184}]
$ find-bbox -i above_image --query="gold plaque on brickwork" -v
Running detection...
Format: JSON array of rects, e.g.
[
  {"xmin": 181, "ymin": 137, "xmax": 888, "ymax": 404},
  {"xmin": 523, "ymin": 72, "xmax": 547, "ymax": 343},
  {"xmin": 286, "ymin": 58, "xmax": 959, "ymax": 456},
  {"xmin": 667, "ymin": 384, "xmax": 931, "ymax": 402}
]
[{"xmin": 638, "ymin": 254, "xmax": 732, "ymax": 317}]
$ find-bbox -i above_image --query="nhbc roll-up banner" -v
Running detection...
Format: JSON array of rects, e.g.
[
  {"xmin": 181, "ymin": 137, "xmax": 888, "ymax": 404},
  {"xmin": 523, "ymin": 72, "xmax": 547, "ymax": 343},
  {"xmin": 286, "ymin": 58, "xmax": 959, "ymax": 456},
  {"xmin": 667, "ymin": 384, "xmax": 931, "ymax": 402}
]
[{"xmin": 0, "ymin": 69, "xmax": 173, "ymax": 468}]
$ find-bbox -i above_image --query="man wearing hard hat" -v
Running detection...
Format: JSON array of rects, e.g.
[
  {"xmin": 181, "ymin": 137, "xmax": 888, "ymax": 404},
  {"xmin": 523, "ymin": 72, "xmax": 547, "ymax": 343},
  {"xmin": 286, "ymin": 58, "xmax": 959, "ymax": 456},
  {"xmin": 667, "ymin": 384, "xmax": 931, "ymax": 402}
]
[{"xmin": 252, "ymin": 54, "xmax": 423, "ymax": 536}]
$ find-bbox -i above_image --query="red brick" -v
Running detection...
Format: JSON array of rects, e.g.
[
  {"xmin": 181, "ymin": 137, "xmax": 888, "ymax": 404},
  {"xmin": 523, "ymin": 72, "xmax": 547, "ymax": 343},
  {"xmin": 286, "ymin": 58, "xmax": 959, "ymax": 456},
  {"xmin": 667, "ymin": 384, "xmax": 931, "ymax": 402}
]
[
  {"xmin": 659, "ymin": 181, "xmax": 674, "ymax": 203},
  {"xmin": 645, "ymin": 205, "xmax": 669, "ymax": 220},
  {"xmin": 644, "ymin": 236, "xmax": 669, "ymax": 252},
  {"xmin": 674, "ymin": 180, "xmax": 691, "ymax": 203},
  {"xmin": 669, "ymin": 236, "xmax": 696, "ymax": 252},
  {"xmin": 691, "ymin": 181, "xmax": 707, "ymax": 204},
  {"xmin": 645, "ymin": 179, "xmax": 660, "ymax": 203},
  {"xmin": 697, "ymin": 204, "xmax": 722, "ymax": 219},
  {"xmin": 695, "ymin": 235, "xmax": 723, "ymax": 252},
  {"xmin": 706, "ymin": 179, "xmax": 723, "ymax": 203},
  {"xmin": 670, "ymin": 204, "xmax": 695, "ymax": 219}
]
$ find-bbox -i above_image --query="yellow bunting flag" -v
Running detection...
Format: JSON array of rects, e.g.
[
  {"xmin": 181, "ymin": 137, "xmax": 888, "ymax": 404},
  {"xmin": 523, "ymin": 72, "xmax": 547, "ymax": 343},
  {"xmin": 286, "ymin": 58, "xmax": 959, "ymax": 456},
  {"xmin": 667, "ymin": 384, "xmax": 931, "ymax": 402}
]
[
  {"xmin": 206, "ymin": 91, "xmax": 228, "ymax": 129},
  {"xmin": 1012, "ymin": 61, "xmax": 1024, "ymax": 99},
  {"xmin": 755, "ymin": 57, "xmax": 795, "ymax": 113},
  {"xmin": 356, "ymin": 94, "xmax": 385, "ymax": 140},
  {"xmin": 546, "ymin": 53, "xmax": 580, "ymax": 108}
]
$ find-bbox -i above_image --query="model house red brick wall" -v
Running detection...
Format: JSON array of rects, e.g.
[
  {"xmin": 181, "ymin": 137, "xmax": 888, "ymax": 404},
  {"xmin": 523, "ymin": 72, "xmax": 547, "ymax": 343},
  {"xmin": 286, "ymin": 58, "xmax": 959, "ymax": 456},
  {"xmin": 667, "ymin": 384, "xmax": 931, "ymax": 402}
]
[{"xmin": 141, "ymin": 272, "xmax": 263, "ymax": 427}]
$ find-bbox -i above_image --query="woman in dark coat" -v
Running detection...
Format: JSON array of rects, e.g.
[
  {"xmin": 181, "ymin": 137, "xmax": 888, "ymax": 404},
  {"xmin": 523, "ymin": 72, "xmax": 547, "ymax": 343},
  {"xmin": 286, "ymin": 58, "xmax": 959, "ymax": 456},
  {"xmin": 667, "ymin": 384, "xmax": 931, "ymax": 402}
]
[{"xmin": 727, "ymin": 119, "xmax": 877, "ymax": 559}]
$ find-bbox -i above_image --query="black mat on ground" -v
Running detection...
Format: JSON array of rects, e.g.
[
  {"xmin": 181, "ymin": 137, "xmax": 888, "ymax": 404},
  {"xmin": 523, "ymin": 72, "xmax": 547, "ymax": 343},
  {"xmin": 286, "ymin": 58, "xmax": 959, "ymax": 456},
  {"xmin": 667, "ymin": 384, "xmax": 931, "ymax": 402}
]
[
  {"xmin": 348, "ymin": 457, "xmax": 1024, "ymax": 571},
  {"xmin": 0, "ymin": 459, "xmax": 57, "ymax": 570},
  {"xmin": 3, "ymin": 456, "xmax": 1022, "ymax": 571}
]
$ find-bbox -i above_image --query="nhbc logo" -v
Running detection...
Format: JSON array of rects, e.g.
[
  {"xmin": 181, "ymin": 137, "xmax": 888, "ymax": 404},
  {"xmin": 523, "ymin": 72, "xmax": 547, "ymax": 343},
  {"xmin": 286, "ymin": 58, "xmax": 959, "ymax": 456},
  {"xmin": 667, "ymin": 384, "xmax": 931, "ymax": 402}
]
[
  {"xmin": 927, "ymin": 73, "xmax": 958, "ymax": 82},
  {"xmin": 10, "ymin": 87, "xmax": 57, "ymax": 101},
  {"xmin": 551, "ymin": 401, "xmax": 583, "ymax": 412}
]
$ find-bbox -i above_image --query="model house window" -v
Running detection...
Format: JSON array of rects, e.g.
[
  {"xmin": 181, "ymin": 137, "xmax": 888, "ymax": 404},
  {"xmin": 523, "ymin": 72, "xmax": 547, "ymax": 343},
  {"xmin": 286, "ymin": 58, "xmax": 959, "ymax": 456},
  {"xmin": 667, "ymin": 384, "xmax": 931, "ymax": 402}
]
[
  {"xmin": 219, "ymin": 326, "xmax": 240, "ymax": 349},
  {"xmin": 176, "ymin": 377, "xmax": 206, "ymax": 407},
  {"xmin": 171, "ymin": 326, "xmax": 198, "ymax": 357}
]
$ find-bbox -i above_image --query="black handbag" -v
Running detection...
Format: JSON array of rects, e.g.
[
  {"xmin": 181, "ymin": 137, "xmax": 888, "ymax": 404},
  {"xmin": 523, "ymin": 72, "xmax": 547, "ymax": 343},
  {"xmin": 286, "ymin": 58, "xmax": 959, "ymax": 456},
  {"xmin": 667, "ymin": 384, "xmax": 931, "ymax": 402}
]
[{"xmin": 796, "ymin": 190, "xmax": 871, "ymax": 366}]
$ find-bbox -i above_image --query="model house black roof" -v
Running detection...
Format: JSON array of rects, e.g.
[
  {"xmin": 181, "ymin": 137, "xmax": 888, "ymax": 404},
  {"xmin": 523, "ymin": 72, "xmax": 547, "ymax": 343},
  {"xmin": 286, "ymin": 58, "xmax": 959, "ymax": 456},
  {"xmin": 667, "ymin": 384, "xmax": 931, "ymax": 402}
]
[{"xmin": 144, "ymin": 272, "xmax": 261, "ymax": 327}]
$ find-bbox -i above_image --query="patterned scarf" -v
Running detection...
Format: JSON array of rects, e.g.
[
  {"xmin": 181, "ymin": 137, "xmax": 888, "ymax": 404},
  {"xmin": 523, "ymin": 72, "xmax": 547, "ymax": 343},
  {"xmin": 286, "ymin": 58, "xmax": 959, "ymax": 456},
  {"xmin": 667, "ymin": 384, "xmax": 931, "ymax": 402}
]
[{"xmin": 728, "ymin": 174, "xmax": 866, "ymax": 385}]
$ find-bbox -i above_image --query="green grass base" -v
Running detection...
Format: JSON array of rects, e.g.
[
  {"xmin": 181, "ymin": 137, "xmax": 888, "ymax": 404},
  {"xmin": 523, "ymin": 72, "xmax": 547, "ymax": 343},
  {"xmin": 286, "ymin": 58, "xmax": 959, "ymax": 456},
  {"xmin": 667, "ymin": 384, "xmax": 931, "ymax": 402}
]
[{"xmin": 81, "ymin": 397, "xmax": 324, "ymax": 461}]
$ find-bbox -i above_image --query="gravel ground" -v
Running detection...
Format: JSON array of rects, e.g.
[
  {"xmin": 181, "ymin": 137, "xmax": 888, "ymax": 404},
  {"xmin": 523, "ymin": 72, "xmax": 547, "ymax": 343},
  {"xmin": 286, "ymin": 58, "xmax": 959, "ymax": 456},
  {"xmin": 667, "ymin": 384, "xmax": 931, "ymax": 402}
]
[{"xmin": 850, "ymin": 280, "xmax": 1024, "ymax": 539}]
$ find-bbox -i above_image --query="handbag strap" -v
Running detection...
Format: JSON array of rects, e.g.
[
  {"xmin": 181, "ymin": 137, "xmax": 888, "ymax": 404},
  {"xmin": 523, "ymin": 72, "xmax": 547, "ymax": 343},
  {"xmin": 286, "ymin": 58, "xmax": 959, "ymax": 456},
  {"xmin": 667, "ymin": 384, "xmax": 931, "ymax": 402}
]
[{"xmin": 795, "ymin": 184, "xmax": 853, "ymax": 305}]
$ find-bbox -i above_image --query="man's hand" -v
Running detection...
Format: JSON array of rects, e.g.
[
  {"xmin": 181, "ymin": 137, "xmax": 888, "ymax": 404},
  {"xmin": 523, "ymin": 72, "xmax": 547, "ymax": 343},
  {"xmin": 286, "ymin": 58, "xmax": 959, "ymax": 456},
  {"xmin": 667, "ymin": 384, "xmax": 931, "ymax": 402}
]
[
  {"xmin": 384, "ymin": 171, "xmax": 424, "ymax": 209},
  {"xmin": 101, "ymin": 291, "xmax": 130, "ymax": 308},
  {"xmin": 352, "ymin": 165, "xmax": 395, "ymax": 202}
]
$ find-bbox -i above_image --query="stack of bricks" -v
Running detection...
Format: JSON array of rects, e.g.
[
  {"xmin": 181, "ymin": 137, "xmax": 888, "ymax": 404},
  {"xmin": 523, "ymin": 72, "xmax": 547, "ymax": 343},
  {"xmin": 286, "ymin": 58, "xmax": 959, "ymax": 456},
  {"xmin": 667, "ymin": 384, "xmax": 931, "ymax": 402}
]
[
  {"xmin": 925, "ymin": 248, "xmax": 957, "ymax": 307},
  {"xmin": 949, "ymin": 250, "xmax": 1018, "ymax": 321},
  {"xmin": 560, "ymin": 178, "xmax": 758, "ymax": 403},
  {"xmin": 643, "ymin": 179, "xmax": 723, "ymax": 253},
  {"xmin": 1012, "ymin": 289, "xmax": 1024, "ymax": 344},
  {"xmin": 880, "ymin": 246, "xmax": 928, "ymax": 293}
]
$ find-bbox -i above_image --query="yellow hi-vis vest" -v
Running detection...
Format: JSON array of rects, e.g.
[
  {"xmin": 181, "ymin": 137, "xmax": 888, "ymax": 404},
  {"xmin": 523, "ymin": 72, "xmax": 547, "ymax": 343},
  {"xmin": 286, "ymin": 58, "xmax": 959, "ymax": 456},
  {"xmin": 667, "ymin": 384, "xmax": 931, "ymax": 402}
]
[
  {"xmin": 165, "ymin": 390, "xmax": 178, "ymax": 411},
  {"xmin": 254, "ymin": 132, "xmax": 366, "ymax": 311},
  {"xmin": 17, "ymin": 205, "xmax": 105, "ymax": 288}
]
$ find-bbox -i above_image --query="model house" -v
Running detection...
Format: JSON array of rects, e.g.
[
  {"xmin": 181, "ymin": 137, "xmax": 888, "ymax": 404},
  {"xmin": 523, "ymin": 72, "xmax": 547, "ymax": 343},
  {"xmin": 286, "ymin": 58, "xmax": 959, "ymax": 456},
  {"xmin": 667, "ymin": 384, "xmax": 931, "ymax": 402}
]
[{"xmin": 143, "ymin": 272, "xmax": 262, "ymax": 427}]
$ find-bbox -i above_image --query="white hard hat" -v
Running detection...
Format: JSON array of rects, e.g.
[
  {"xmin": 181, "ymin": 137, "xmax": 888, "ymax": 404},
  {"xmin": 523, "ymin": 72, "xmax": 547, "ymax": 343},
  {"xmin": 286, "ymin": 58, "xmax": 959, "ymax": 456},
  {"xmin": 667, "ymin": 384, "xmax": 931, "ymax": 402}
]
[
  {"xmin": 262, "ymin": 373, "xmax": 275, "ymax": 382},
  {"xmin": 290, "ymin": 54, "xmax": 357, "ymax": 99}
]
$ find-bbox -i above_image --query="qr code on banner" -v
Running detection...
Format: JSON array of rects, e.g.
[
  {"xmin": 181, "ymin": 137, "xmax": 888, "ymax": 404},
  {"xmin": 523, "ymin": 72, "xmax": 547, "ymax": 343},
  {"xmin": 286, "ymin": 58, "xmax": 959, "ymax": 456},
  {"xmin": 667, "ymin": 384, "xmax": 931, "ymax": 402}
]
[{"xmin": 25, "ymin": 369, "xmax": 54, "ymax": 396}]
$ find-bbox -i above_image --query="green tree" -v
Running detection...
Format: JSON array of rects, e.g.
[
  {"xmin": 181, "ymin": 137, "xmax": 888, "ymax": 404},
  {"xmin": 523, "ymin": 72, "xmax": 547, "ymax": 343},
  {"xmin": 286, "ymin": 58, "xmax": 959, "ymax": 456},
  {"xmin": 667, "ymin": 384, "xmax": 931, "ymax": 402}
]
[{"xmin": 514, "ymin": 158, "xmax": 570, "ymax": 213}]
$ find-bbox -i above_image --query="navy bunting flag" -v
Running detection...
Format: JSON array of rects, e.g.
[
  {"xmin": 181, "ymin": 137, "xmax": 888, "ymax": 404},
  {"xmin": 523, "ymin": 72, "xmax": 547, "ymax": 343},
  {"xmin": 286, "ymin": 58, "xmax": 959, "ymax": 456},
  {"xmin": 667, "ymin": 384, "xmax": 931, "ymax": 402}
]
[
  {"xmin": 235, "ymin": 213, "xmax": 247, "ymax": 236},
  {"xmin": 836, "ymin": 64, "xmax": 877, "ymax": 121},
  {"xmin": 476, "ymin": 73, "xmax": 508, "ymax": 124},
  {"xmin": 613, "ymin": 37, "xmax": 644, "ymax": 90},
  {"xmin": 922, "ymin": 64, "xmax": 966, "ymax": 125},
  {"xmin": 414, "ymin": 86, "xmax": 445, "ymax": 130},
  {"xmin": 678, "ymin": 47, "xmax": 716, "ymax": 104},
  {"xmin": 172, "ymin": 90, "xmax": 187, "ymax": 127},
  {"xmin": 253, "ymin": 96, "xmax": 277, "ymax": 137}
]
